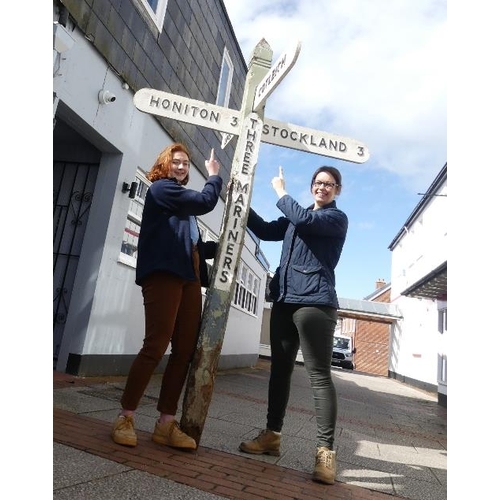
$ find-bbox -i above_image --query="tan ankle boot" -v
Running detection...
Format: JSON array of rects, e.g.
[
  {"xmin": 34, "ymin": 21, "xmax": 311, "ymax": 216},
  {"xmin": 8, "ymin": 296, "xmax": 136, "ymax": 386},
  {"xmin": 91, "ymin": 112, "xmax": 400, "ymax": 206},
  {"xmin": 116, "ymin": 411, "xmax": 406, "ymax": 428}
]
[
  {"xmin": 239, "ymin": 429, "xmax": 281, "ymax": 456},
  {"xmin": 152, "ymin": 420, "xmax": 196, "ymax": 450},
  {"xmin": 313, "ymin": 446, "xmax": 336, "ymax": 484},
  {"xmin": 111, "ymin": 415, "xmax": 137, "ymax": 447}
]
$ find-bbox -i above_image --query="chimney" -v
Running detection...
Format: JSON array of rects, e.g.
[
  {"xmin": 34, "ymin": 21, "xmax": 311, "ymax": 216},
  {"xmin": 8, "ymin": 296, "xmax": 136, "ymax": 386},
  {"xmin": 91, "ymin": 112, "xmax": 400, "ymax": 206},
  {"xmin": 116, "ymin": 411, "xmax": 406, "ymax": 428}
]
[{"xmin": 375, "ymin": 278, "xmax": 386, "ymax": 289}]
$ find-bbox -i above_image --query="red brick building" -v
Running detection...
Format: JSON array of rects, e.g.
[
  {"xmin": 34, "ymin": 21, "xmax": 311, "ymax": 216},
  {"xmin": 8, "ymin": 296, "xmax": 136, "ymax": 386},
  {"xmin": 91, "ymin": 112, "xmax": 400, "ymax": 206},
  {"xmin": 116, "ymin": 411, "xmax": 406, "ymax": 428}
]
[{"xmin": 338, "ymin": 280, "xmax": 399, "ymax": 376}]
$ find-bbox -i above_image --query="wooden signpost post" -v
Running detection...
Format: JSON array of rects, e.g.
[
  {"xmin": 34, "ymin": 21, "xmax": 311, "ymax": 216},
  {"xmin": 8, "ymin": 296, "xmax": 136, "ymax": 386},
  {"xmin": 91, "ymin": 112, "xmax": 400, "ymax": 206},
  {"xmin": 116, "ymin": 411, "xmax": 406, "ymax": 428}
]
[{"xmin": 133, "ymin": 38, "xmax": 369, "ymax": 444}]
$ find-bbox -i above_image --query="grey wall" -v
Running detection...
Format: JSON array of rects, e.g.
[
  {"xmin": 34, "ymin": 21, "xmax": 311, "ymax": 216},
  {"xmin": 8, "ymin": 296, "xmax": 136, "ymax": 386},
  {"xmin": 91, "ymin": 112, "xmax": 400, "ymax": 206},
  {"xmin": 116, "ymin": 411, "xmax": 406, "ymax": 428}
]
[
  {"xmin": 53, "ymin": 0, "xmax": 268, "ymax": 376},
  {"xmin": 58, "ymin": 0, "xmax": 248, "ymax": 191}
]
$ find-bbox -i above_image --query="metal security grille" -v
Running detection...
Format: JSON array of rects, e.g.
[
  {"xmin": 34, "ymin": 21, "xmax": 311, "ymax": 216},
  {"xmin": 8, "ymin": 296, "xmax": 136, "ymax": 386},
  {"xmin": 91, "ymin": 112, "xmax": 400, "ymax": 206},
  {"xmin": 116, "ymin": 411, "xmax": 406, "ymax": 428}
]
[{"xmin": 53, "ymin": 161, "xmax": 98, "ymax": 368}]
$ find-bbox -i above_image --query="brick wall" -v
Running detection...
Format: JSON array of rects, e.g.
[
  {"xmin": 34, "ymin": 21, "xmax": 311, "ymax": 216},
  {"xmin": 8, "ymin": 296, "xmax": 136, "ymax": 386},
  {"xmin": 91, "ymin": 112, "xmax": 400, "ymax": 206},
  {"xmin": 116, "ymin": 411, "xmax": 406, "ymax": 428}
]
[
  {"xmin": 352, "ymin": 286, "xmax": 392, "ymax": 376},
  {"xmin": 354, "ymin": 319, "xmax": 391, "ymax": 376}
]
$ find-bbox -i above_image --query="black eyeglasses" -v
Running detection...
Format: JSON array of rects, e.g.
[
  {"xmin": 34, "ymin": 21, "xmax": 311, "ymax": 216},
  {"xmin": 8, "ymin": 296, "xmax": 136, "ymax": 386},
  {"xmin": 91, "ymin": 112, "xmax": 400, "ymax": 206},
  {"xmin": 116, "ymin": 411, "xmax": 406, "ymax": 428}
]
[
  {"xmin": 313, "ymin": 181, "xmax": 338, "ymax": 190},
  {"xmin": 172, "ymin": 159, "xmax": 190, "ymax": 167}
]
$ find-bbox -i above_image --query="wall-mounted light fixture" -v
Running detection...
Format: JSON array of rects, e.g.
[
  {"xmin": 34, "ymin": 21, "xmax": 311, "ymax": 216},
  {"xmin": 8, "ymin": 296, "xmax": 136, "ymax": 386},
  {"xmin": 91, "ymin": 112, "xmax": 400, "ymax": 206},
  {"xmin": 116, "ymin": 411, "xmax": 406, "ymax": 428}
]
[
  {"xmin": 98, "ymin": 89, "xmax": 117, "ymax": 104},
  {"xmin": 122, "ymin": 181, "xmax": 138, "ymax": 199}
]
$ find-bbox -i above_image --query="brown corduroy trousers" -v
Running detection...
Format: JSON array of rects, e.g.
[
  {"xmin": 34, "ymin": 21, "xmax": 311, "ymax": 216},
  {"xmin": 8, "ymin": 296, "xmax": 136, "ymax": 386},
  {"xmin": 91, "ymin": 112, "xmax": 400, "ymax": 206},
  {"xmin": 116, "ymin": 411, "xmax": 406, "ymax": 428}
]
[{"xmin": 121, "ymin": 248, "xmax": 202, "ymax": 415}]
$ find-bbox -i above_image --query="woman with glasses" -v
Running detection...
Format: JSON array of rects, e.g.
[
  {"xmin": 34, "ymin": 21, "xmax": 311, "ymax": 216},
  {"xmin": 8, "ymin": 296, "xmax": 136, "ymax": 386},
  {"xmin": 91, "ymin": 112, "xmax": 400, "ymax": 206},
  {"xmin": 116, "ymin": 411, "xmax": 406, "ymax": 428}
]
[
  {"xmin": 239, "ymin": 165, "xmax": 348, "ymax": 485},
  {"xmin": 112, "ymin": 143, "xmax": 222, "ymax": 451}
]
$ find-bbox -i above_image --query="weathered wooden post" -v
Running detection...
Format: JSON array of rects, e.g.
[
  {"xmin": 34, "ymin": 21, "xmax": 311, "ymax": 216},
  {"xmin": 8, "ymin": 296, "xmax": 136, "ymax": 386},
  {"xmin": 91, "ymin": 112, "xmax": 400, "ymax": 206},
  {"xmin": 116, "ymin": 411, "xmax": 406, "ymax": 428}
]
[
  {"xmin": 133, "ymin": 38, "xmax": 369, "ymax": 445},
  {"xmin": 179, "ymin": 40, "xmax": 273, "ymax": 443}
]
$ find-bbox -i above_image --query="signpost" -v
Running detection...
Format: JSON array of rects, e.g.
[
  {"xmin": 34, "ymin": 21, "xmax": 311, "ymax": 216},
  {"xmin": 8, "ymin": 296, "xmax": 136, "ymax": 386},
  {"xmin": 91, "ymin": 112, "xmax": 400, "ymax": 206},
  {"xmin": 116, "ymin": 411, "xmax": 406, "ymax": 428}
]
[
  {"xmin": 134, "ymin": 88, "xmax": 369, "ymax": 164},
  {"xmin": 134, "ymin": 90, "xmax": 241, "ymax": 135},
  {"xmin": 262, "ymin": 116, "xmax": 368, "ymax": 162},
  {"xmin": 253, "ymin": 40, "xmax": 302, "ymax": 112},
  {"xmin": 215, "ymin": 41, "xmax": 300, "ymax": 151},
  {"xmin": 133, "ymin": 38, "xmax": 369, "ymax": 444}
]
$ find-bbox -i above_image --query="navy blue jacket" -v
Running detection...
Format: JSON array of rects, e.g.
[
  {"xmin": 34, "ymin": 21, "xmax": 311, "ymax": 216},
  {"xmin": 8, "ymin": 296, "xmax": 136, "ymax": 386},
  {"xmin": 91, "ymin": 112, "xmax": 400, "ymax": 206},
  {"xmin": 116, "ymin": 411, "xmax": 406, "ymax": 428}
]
[
  {"xmin": 247, "ymin": 195, "xmax": 348, "ymax": 307},
  {"xmin": 136, "ymin": 175, "xmax": 222, "ymax": 287}
]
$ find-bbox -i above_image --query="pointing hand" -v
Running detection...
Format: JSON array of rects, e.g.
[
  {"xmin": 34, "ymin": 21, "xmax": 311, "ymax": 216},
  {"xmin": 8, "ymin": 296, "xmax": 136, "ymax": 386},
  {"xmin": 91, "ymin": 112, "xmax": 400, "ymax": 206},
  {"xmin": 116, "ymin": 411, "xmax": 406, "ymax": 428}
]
[
  {"xmin": 205, "ymin": 148, "xmax": 220, "ymax": 176},
  {"xmin": 271, "ymin": 165, "xmax": 286, "ymax": 195}
]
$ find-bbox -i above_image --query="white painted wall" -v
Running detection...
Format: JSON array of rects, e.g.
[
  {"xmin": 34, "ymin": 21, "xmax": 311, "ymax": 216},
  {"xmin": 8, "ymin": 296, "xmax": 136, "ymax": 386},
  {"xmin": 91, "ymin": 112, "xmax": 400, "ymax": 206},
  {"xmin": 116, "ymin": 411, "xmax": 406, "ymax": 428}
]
[
  {"xmin": 390, "ymin": 296, "xmax": 442, "ymax": 385},
  {"xmin": 54, "ymin": 27, "xmax": 264, "ymax": 371},
  {"xmin": 390, "ymin": 178, "xmax": 447, "ymax": 389},
  {"xmin": 223, "ymin": 244, "xmax": 268, "ymax": 357}
]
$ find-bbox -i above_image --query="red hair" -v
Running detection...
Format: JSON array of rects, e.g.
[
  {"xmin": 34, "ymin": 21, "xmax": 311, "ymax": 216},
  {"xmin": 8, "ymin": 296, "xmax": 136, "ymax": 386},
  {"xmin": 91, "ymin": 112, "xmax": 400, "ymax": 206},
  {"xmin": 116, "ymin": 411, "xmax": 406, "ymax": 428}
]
[{"xmin": 147, "ymin": 143, "xmax": 190, "ymax": 184}]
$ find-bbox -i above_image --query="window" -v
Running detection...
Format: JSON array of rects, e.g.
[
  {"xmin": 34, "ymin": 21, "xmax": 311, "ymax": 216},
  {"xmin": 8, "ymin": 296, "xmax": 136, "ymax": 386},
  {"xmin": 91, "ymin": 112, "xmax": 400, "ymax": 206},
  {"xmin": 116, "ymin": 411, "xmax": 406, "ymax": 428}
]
[
  {"xmin": 233, "ymin": 262, "xmax": 260, "ymax": 315},
  {"xmin": 216, "ymin": 48, "xmax": 235, "ymax": 147},
  {"xmin": 216, "ymin": 48, "xmax": 234, "ymax": 107},
  {"xmin": 333, "ymin": 337, "xmax": 350, "ymax": 350},
  {"xmin": 135, "ymin": 0, "xmax": 168, "ymax": 32},
  {"xmin": 438, "ymin": 354, "xmax": 447, "ymax": 384},
  {"xmin": 119, "ymin": 171, "xmax": 150, "ymax": 267},
  {"xmin": 438, "ymin": 307, "xmax": 447, "ymax": 334}
]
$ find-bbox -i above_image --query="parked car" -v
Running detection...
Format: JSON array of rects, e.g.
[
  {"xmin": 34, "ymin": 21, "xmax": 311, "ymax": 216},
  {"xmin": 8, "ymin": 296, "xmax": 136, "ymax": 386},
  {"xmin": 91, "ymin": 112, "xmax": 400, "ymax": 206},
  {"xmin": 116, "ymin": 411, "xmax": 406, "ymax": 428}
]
[{"xmin": 331, "ymin": 334, "xmax": 356, "ymax": 370}]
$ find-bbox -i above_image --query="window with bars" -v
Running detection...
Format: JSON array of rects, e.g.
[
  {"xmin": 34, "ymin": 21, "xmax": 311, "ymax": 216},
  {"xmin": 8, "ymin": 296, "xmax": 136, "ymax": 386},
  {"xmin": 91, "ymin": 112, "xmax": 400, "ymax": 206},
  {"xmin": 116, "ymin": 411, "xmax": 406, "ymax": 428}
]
[{"xmin": 232, "ymin": 262, "xmax": 260, "ymax": 315}]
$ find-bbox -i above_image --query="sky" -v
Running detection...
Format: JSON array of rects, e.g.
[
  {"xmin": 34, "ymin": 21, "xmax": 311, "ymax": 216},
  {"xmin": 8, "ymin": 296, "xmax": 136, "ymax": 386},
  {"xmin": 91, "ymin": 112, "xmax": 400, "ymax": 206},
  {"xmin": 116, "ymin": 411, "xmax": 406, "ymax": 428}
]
[{"xmin": 222, "ymin": 0, "xmax": 447, "ymax": 300}]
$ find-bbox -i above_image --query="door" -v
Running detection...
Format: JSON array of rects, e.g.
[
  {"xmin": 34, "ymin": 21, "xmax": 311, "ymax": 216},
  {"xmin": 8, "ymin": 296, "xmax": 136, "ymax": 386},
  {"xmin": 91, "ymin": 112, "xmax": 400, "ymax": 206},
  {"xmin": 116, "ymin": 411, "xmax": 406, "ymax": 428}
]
[{"xmin": 53, "ymin": 160, "xmax": 98, "ymax": 368}]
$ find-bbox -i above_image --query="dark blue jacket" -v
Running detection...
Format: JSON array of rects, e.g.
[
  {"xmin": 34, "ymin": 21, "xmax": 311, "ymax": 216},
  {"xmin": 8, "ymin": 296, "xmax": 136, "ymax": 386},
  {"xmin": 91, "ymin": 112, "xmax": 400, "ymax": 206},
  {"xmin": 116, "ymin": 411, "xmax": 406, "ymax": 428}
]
[
  {"xmin": 247, "ymin": 195, "xmax": 348, "ymax": 307},
  {"xmin": 136, "ymin": 175, "xmax": 222, "ymax": 287}
]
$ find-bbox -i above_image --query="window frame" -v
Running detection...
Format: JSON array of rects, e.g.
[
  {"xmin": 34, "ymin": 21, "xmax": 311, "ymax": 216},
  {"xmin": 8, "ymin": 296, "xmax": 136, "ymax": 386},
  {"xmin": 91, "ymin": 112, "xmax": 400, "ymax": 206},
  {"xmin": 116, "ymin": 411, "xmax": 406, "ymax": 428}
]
[
  {"xmin": 133, "ymin": 0, "xmax": 168, "ymax": 32},
  {"xmin": 438, "ymin": 354, "xmax": 447, "ymax": 385},
  {"xmin": 215, "ymin": 47, "xmax": 234, "ymax": 107},
  {"xmin": 232, "ymin": 261, "xmax": 260, "ymax": 316},
  {"xmin": 438, "ymin": 307, "xmax": 447, "ymax": 334}
]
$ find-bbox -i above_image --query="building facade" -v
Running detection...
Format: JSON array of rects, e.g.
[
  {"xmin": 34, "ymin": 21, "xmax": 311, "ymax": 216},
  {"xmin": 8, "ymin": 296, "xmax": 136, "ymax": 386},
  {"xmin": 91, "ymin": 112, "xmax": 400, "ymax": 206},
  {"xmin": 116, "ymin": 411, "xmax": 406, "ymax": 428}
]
[
  {"xmin": 388, "ymin": 164, "xmax": 447, "ymax": 406},
  {"xmin": 53, "ymin": 0, "xmax": 268, "ymax": 376}
]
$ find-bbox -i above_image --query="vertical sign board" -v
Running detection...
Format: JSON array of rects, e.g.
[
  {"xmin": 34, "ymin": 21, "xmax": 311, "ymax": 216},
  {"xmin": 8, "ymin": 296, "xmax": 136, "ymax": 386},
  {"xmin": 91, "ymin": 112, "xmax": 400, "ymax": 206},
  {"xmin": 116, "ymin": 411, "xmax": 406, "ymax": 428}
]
[
  {"xmin": 211, "ymin": 114, "xmax": 264, "ymax": 292},
  {"xmin": 180, "ymin": 114, "xmax": 263, "ymax": 440}
]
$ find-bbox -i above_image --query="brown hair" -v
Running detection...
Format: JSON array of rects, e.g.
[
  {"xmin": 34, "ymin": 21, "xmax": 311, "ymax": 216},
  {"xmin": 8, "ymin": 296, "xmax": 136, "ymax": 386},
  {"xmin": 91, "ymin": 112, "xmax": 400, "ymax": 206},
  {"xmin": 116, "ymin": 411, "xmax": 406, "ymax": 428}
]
[
  {"xmin": 310, "ymin": 166, "xmax": 343, "ymax": 195},
  {"xmin": 146, "ymin": 143, "xmax": 190, "ymax": 185}
]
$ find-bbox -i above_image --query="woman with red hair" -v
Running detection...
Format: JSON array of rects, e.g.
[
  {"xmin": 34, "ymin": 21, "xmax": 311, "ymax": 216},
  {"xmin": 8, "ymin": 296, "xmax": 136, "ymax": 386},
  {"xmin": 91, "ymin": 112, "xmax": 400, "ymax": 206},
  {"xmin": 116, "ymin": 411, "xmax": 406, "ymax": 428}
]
[{"xmin": 111, "ymin": 143, "xmax": 222, "ymax": 451}]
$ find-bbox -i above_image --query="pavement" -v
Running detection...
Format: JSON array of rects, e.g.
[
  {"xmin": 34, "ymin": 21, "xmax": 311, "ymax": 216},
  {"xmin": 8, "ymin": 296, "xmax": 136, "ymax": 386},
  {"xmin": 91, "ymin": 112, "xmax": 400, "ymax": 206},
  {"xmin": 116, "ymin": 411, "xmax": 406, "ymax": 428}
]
[{"xmin": 53, "ymin": 357, "xmax": 447, "ymax": 499}]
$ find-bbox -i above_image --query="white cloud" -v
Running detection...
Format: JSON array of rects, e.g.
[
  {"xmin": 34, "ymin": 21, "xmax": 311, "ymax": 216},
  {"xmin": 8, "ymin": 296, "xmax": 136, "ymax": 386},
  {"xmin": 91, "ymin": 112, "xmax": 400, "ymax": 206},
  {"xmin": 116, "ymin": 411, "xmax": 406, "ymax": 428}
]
[{"xmin": 223, "ymin": 0, "xmax": 446, "ymax": 188}]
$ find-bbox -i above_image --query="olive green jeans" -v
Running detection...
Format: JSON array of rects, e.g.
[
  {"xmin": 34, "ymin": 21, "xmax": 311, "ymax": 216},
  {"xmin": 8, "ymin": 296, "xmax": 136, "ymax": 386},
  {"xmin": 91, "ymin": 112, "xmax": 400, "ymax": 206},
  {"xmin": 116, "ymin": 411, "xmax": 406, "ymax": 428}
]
[{"xmin": 267, "ymin": 302, "xmax": 338, "ymax": 449}]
